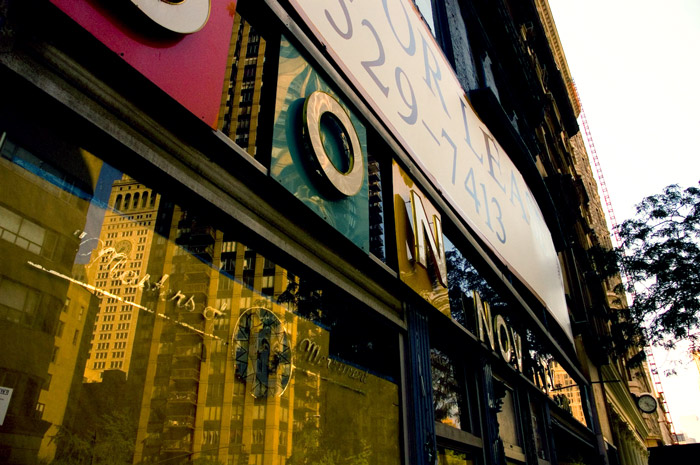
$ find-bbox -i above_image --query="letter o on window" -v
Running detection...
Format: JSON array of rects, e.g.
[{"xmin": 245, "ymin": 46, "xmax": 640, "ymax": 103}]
[
  {"xmin": 495, "ymin": 314, "xmax": 512, "ymax": 363},
  {"xmin": 302, "ymin": 91, "xmax": 364, "ymax": 198}
]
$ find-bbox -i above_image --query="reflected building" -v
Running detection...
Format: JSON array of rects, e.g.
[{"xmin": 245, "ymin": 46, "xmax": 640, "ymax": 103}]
[
  {"xmin": 129, "ymin": 204, "xmax": 399, "ymax": 465},
  {"xmin": 37, "ymin": 277, "xmax": 99, "ymax": 461},
  {"xmin": 0, "ymin": 133, "xmax": 99, "ymax": 463},
  {"xmin": 83, "ymin": 175, "xmax": 162, "ymax": 382},
  {"xmin": 131, "ymin": 207, "xmax": 301, "ymax": 464},
  {"xmin": 549, "ymin": 361, "xmax": 586, "ymax": 424},
  {"xmin": 217, "ymin": 13, "xmax": 268, "ymax": 157}
]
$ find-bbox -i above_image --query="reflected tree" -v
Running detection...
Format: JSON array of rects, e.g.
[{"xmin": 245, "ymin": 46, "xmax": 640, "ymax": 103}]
[
  {"xmin": 287, "ymin": 420, "xmax": 371, "ymax": 465},
  {"xmin": 446, "ymin": 248, "xmax": 506, "ymax": 330},
  {"xmin": 51, "ymin": 411, "xmax": 136, "ymax": 465},
  {"xmin": 430, "ymin": 348, "xmax": 463, "ymax": 429},
  {"xmin": 277, "ymin": 275, "xmax": 325, "ymax": 325}
]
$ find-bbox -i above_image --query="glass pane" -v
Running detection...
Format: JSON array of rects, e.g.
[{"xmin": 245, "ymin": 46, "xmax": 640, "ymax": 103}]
[
  {"xmin": 431, "ymin": 347, "xmax": 463, "ymax": 429},
  {"xmin": 0, "ymin": 129, "xmax": 400, "ymax": 465},
  {"xmin": 0, "ymin": 279, "xmax": 28, "ymax": 311},
  {"xmin": 445, "ymin": 236, "xmax": 507, "ymax": 332},
  {"xmin": 495, "ymin": 380, "xmax": 521, "ymax": 448},
  {"xmin": 548, "ymin": 361, "xmax": 588, "ymax": 427},
  {"xmin": 525, "ymin": 338, "xmax": 588, "ymax": 427}
]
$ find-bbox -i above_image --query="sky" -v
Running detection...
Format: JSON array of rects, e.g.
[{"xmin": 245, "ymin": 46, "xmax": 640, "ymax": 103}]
[{"xmin": 547, "ymin": 0, "xmax": 700, "ymax": 443}]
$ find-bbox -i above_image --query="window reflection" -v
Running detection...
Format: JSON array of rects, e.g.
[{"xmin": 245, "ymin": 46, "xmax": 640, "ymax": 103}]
[
  {"xmin": 526, "ymin": 338, "xmax": 588, "ymax": 427},
  {"xmin": 0, "ymin": 128, "xmax": 400, "ymax": 464},
  {"xmin": 548, "ymin": 361, "xmax": 588, "ymax": 426},
  {"xmin": 431, "ymin": 347, "xmax": 463, "ymax": 430},
  {"xmin": 494, "ymin": 378, "xmax": 521, "ymax": 451},
  {"xmin": 445, "ymin": 237, "xmax": 506, "ymax": 332},
  {"xmin": 217, "ymin": 9, "xmax": 269, "ymax": 157}
]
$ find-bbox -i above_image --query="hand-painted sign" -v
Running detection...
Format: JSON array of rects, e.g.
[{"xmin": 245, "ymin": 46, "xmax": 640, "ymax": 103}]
[{"xmin": 288, "ymin": 0, "xmax": 572, "ymax": 341}]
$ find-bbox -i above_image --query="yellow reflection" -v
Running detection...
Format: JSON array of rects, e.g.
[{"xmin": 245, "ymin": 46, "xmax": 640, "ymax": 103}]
[
  {"xmin": 548, "ymin": 361, "xmax": 588, "ymax": 426},
  {"xmin": 438, "ymin": 447, "xmax": 474, "ymax": 465},
  {"xmin": 2, "ymin": 133, "xmax": 400, "ymax": 465}
]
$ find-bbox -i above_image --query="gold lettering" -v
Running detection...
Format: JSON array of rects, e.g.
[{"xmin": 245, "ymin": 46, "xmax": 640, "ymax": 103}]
[
  {"xmin": 495, "ymin": 314, "xmax": 511, "ymax": 363},
  {"xmin": 511, "ymin": 329, "xmax": 523, "ymax": 372},
  {"xmin": 409, "ymin": 190, "xmax": 447, "ymax": 286},
  {"xmin": 475, "ymin": 291, "xmax": 495, "ymax": 350}
]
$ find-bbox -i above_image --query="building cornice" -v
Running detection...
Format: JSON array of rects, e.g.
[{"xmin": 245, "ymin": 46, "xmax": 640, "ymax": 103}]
[{"xmin": 534, "ymin": 0, "xmax": 581, "ymax": 117}]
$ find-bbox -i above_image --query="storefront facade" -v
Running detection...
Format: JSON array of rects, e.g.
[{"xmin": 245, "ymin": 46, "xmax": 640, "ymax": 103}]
[{"xmin": 1, "ymin": 1, "xmax": 614, "ymax": 464}]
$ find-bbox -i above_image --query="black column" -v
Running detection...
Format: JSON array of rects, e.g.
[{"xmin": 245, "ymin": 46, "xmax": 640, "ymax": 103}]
[{"xmin": 406, "ymin": 304, "xmax": 437, "ymax": 465}]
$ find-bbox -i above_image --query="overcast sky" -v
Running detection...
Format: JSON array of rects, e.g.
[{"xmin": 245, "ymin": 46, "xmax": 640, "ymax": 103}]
[{"xmin": 547, "ymin": 0, "xmax": 700, "ymax": 442}]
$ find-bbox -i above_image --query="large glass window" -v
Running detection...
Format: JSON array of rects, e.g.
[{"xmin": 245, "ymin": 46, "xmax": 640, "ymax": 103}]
[
  {"xmin": 0, "ymin": 103, "xmax": 400, "ymax": 465},
  {"xmin": 493, "ymin": 376, "xmax": 525, "ymax": 464}
]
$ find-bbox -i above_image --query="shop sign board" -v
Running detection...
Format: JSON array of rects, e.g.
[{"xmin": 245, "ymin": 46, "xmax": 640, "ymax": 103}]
[
  {"xmin": 288, "ymin": 0, "xmax": 572, "ymax": 341},
  {"xmin": 48, "ymin": 0, "xmax": 237, "ymax": 127}
]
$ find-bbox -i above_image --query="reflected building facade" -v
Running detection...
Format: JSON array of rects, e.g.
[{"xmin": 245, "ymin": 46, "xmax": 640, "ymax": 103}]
[
  {"xmin": 217, "ymin": 13, "xmax": 268, "ymax": 157},
  {"xmin": 83, "ymin": 175, "xmax": 161, "ymax": 382},
  {"xmin": 0, "ymin": 134, "xmax": 99, "ymax": 463}
]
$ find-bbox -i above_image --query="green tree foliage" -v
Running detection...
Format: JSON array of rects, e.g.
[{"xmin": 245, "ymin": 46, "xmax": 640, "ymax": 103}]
[{"xmin": 611, "ymin": 183, "xmax": 700, "ymax": 349}]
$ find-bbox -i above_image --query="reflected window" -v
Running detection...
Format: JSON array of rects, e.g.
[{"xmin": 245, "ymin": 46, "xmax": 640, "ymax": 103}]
[
  {"xmin": 0, "ymin": 205, "xmax": 58, "ymax": 258},
  {"xmin": 0, "ymin": 278, "xmax": 42, "ymax": 327}
]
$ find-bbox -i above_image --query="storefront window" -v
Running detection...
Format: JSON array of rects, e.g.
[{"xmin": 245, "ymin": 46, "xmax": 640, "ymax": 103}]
[
  {"xmin": 493, "ymin": 377, "xmax": 524, "ymax": 461},
  {"xmin": 0, "ymin": 115, "xmax": 400, "ymax": 464},
  {"xmin": 431, "ymin": 347, "xmax": 464, "ymax": 430}
]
